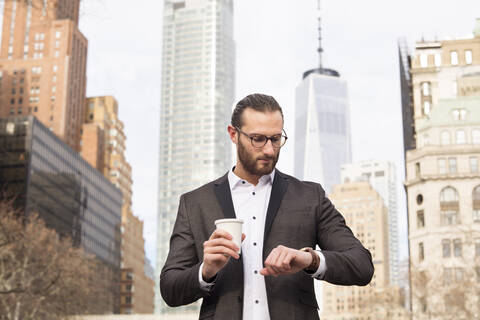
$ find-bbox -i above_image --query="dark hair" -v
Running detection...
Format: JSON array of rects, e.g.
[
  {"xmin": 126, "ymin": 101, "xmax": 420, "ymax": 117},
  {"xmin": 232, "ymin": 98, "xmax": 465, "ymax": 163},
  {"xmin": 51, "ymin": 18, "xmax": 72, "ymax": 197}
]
[{"xmin": 231, "ymin": 93, "xmax": 284, "ymax": 128}]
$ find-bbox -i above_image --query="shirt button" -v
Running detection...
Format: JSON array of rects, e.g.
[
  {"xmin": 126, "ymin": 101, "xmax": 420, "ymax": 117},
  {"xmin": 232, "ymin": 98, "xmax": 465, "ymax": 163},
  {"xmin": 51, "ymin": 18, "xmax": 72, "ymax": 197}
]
[
  {"xmin": 255, "ymin": 300, "xmax": 259, "ymax": 304},
  {"xmin": 254, "ymin": 270, "xmax": 258, "ymax": 274},
  {"xmin": 253, "ymin": 216, "xmax": 256, "ymax": 220},
  {"xmin": 253, "ymin": 242, "xmax": 257, "ymax": 246},
  {"xmin": 252, "ymin": 192, "xmax": 255, "ymax": 195},
  {"xmin": 242, "ymin": 181, "xmax": 245, "ymax": 184}
]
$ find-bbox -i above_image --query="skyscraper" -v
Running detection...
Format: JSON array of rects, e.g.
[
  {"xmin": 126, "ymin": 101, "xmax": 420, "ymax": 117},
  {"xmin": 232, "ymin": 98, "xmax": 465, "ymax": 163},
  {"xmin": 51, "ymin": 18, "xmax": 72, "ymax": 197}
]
[
  {"xmin": 322, "ymin": 181, "xmax": 391, "ymax": 319},
  {"xmin": 341, "ymin": 160, "xmax": 400, "ymax": 287},
  {"xmin": 399, "ymin": 19, "xmax": 480, "ymax": 318},
  {"xmin": 294, "ymin": 1, "xmax": 352, "ymax": 194},
  {"xmin": 155, "ymin": 0, "xmax": 235, "ymax": 313},
  {"xmin": 0, "ymin": 0, "xmax": 87, "ymax": 151},
  {"xmin": 82, "ymin": 96, "xmax": 154, "ymax": 314}
]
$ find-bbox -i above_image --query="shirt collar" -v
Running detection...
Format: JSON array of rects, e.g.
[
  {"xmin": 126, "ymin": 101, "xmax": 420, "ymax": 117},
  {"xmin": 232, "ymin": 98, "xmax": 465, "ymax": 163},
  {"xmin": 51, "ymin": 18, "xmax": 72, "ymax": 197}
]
[{"xmin": 228, "ymin": 167, "xmax": 275, "ymax": 191}]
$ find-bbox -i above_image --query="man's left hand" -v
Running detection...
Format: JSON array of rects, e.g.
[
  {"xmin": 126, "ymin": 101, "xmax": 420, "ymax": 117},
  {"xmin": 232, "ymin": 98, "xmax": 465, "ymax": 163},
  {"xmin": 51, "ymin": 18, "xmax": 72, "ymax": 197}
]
[{"xmin": 260, "ymin": 245, "xmax": 312, "ymax": 277}]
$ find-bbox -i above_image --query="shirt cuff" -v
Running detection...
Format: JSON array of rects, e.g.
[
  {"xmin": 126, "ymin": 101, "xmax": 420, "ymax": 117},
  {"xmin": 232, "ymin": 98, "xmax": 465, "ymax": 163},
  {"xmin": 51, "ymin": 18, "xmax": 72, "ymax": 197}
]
[
  {"xmin": 310, "ymin": 251, "xmax": 327, "ymax": 279},
  {"xmin": 198, "ymin": 262, "xmax": 216, "ymax": 291}
]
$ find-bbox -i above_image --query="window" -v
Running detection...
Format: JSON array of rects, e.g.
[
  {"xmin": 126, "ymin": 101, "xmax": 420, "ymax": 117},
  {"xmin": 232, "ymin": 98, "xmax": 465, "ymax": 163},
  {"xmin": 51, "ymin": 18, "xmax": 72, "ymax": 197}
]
[
  {"xmin": 423, "ymin": 101, "xmax": 431, "ymax": 115},
  {"xmin": 420, "ymin": 54, "xmax": 428, "ymax": 67},
  {"xmin": 417, "ymin": 210, "xmax": 425, "ymax": 228},
  {"xmin": 465, "ymin": 50, "xmax": 473, "ymax": 65},
  {"xmin": 471, "ymin": 157, "xmax": 478, "ymax": 173},
  {"xmin": 453, "ymin": 239, "xmax": 462, "ymax": 257},
  {"xmin": 55, "ymin": 31, "xmax": 61, "ymax": 39},
  {"xmin": 455, "ymin": 268, "xmax": 463, "ymax": 282},
  {"xmin": 472, "ymin": 130, "xmax": 480, "ymax": 144},
  {"xmin": 453, "ymin": 81, "xmax": 458, "ymax": 96},
  {"xmin": 475, "ymin": 238, "xmax": 480, "ymax": 256},
  {"xmin": 448, "ymin": 158, "xmax": 457, "ymax": 173},
  {"xmin": 442, "ymin": 239, "xmax": 451, "ymax": 257},
  {"xmin": 473, "ymin": 186, "xmax": 480, "ymax": 222},
  {"xmin": 456, "ymin": 130, "xmax": 466, "ymax": 144},
  {"xmin": 415, "ymin": 162, "xmax": 421, "ymax": 178},
  {"xmin": 450, "ymin": 51, "xmax": 458, "ymax": 65},
  {"xmin": 419, "ymin": 242, "xmax": 424, "ymax": 261},
  {"xmin": 434, "ymin": 53, "xmax": 441, "ymax": 66},
  {"xmin": 443, "ymin": 268, "xmax": 452, "ymax": 285},
  {"xmin": 438, "ymin": 158, "xmax": 446, "ymax": 174},
  {"xmin": 441, "ymin": 131, "xmax": 450, "ymax": 145},
  {"xmin": 53, "ymin": 65, "xmax": 58, "ymax": 72},
  {"xmin": 422, "ymin": 82, "xmax": 430, "ymax": 96},
  {"xmin": 423, "ymin": 134, "xmax": 430, "ymax": 146},
  {"xmin": 416, "ymin": 194, "xmax": 424, "ymax": 205},
  {"xmin": 54, "ymin": 50, "xmax": 59, "ymax": 57},
  {"xmin": 440, "ymin": 187, "xmax": 460, "ymax": 225}
]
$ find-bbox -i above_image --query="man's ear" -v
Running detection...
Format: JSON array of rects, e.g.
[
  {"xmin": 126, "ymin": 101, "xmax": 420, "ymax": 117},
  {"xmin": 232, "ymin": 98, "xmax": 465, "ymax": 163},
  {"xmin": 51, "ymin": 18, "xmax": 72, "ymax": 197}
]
[{"xmin": 227, "ymin": 125, "xmax": 238, "ymax": 144}]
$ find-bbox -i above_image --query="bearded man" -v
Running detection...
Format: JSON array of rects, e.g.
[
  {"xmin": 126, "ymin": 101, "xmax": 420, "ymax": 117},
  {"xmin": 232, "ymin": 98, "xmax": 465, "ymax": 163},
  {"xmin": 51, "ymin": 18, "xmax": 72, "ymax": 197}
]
[{"xmin": 160, "ymin": 93, "xmax": 374, "ymax": 320}]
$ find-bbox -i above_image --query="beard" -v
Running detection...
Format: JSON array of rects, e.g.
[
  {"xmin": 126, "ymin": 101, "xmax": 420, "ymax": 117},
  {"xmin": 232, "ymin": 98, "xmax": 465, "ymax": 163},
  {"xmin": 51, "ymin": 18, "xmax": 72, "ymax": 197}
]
[{"xmin": 237, "ymin": 138, "xmax": 280, "ymax": 176}]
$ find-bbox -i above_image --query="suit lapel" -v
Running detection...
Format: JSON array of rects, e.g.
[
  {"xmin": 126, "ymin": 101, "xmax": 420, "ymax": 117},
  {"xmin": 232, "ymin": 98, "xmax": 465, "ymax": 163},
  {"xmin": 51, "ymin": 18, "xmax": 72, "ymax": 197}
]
[
  {"xmin": 263, "ymin": 170, "xmax": 289, "ymax": 243},
  {"xmin": 213, "ymin": 173, "xmax": 236, "ymax": 219}
]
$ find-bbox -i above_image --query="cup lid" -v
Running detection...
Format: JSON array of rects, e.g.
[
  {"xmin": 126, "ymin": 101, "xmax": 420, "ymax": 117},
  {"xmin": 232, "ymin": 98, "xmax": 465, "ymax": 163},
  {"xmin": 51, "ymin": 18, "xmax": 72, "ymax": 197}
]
[{"xmin": 215, "ymin": 218, "xmax": 244, "ymax": 225}]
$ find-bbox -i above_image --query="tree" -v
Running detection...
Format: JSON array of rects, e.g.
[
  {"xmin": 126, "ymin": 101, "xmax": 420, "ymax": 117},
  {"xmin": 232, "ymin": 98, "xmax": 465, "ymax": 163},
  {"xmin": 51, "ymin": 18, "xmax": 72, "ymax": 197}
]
[{"xmin": 0, "ymin": 200, "xmax": 114, "ymax": 320}]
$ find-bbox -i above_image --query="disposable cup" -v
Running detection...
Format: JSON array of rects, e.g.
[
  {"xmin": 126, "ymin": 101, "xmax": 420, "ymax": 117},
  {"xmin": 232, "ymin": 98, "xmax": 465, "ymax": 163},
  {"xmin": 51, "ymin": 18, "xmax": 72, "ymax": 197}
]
[{"xmin": 214, "ymin": 218, "xmax": 244, "ymax": 254}]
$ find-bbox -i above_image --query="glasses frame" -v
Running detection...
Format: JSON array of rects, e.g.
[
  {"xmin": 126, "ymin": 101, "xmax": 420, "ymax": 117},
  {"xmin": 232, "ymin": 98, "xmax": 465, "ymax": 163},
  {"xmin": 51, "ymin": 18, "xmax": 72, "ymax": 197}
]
[{"xmin": 235, "ymin": 126, "xmax": 288, "ymax": 149}]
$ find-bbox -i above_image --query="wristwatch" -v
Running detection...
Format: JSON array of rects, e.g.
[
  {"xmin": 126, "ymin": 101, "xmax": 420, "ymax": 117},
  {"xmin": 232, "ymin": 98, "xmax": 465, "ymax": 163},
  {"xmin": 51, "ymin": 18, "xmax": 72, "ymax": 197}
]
[{"xmin": 300, "ymin": 247, "xmax": 320, "ymax": 274}]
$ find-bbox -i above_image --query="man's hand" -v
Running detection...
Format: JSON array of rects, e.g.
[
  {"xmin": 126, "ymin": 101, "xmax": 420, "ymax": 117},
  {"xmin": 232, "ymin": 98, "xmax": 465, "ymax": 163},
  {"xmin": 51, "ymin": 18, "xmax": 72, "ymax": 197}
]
[
  {"xmin": 260, "ymin": 245, "xmax": 312, "ymax": 277},
  {"xmin": 202, "ymin": 230, "xmax": 246, "ymax": 281}
]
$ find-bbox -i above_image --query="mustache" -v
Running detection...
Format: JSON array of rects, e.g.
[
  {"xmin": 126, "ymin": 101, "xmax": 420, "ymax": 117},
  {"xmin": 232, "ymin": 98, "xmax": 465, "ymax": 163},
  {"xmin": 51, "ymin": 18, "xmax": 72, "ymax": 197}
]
[{"xmin": 257, "ymin": 156, "xmax": 276, "ymax": 161}]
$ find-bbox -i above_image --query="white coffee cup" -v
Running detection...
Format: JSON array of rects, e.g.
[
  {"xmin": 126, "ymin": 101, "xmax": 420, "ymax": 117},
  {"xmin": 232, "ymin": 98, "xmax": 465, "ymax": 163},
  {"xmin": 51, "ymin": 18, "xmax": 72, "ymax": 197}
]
[{"xmin": 215, "ymin": 218, "xmax": 244, "ymax": 254}]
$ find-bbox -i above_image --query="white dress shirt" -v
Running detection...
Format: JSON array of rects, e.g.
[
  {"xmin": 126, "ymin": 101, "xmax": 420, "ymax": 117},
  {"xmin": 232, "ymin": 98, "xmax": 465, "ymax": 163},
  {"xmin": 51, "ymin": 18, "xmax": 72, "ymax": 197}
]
[{"xmin": 199, "ymin": 169, "xmax": 327, "ymax": 320}]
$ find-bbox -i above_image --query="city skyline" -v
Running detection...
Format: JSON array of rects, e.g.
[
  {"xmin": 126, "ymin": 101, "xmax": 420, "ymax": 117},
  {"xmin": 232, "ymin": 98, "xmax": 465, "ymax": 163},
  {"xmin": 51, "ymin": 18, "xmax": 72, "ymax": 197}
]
[{"xmin": 33, "ymin": 0, "xmax": 480, "ymax": 269}]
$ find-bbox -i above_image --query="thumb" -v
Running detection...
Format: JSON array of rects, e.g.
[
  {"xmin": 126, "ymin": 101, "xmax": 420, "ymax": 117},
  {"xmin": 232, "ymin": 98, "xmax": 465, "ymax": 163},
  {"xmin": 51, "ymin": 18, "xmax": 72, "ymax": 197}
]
[{"xmin": 241, "ymin": 233, "xmax": 246, "ymax": 242}]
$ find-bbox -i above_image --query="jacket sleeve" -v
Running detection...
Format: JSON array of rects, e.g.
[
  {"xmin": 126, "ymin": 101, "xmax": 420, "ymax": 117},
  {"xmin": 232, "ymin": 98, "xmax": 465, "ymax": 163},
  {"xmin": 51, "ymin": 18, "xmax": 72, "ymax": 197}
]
[
  {"xmin": 160, "ymin": 194, "xmax": 210, "ymax": 307},
  {"xmin": 315, "ymin": 185, "xmax": 375, "ymax": 286}
]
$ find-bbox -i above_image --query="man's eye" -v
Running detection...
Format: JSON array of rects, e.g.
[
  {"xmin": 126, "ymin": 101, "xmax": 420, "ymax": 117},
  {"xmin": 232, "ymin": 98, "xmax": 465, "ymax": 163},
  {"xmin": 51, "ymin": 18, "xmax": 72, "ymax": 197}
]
[
  {"xmin": 251, "ymin": 135, "xmax": 266, "ymax": 142},
  {"xmin": 271, "ymin": 136, "xmax": 281, "ymax": 142}
]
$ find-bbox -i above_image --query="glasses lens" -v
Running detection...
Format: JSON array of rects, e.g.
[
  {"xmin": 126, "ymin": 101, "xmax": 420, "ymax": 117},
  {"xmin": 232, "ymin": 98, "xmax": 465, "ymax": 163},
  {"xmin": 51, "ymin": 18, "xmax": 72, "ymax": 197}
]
[{"xmin": 251, "ymin": 135, "xmax": 267, "ymax": 148}]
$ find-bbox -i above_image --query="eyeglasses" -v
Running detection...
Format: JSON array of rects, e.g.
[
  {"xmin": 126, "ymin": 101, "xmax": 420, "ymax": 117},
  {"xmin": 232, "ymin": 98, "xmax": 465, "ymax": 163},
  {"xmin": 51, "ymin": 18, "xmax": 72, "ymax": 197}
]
[{"xmin": 235, "ymin": 127, "xmax": 288, "ymax": 149}]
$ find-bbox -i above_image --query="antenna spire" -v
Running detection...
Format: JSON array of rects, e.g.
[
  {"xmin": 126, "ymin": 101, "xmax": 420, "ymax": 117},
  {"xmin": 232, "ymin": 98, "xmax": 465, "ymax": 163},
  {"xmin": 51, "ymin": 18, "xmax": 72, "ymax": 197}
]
[{"xmin": 317, "ymin": 0, "xmax": 323, "ymax": 70}]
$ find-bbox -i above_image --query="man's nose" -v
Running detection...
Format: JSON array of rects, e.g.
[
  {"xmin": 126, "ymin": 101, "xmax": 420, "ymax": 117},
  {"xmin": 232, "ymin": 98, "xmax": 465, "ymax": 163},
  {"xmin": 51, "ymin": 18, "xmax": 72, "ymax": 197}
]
[{"xmin": 262, "ymin": 139, "xmax": 275, "ymax": 155}]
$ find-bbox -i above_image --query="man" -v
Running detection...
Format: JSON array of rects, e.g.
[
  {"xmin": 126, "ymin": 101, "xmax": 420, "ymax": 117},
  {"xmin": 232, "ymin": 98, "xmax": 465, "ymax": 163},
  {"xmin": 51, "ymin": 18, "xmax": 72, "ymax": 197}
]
[{"xmin": 160, "ymin": 93, "xmax": 374, "ymax": 320}]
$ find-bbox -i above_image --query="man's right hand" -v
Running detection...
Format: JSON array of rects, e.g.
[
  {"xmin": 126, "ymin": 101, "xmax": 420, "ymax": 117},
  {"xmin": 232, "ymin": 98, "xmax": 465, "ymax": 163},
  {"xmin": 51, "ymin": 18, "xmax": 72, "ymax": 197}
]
[{"xmin": 202, "ymin": 230, "xmax": 245, "ymax": 281}]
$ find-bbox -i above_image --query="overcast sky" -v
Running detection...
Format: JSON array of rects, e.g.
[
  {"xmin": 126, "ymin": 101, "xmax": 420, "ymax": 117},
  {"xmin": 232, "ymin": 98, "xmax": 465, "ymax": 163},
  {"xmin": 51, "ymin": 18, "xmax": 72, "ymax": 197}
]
[{"xmin": 77, "ymin": 0, "xmax": 480, "ymax": 266}]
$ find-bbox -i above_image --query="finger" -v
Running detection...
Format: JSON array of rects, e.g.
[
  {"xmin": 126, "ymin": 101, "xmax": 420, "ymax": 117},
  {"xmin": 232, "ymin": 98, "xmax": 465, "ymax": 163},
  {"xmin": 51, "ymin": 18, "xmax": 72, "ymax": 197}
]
[
  {"xmin": 204, "ymin": 246, "xmax": 240, "ymax": 259},
  {"xmin": 204, "ymin": 238, "xmax": 239, "ymax": 252},
  {"xmin": 282, "ymin": 252, "xmax": 294, "ymax": 271},
  {"xmin": 264, "ymin": 247, "xmax": 279, "ymax": 267},
  {"xmin": 260, "ymin": 266, "xmax": 278, "ymax": 277},
  {"xmin": 241, "ymin": 233, "xmax": 246, "ymax": 242},
  {"xmin": 275, "ymin": 249, "xmax": 290, "ymax": 272},
  {"xmin": 204, "ymin": 253, "xmax": 229, "ymax": 264},
  {"xmin": 210, "ymin": 229, "xmax": 233, "ymax": 240}
]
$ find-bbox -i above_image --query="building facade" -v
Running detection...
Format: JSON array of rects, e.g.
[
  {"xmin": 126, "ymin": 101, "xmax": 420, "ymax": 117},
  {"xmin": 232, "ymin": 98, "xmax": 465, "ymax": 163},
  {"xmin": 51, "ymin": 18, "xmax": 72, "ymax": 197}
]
[
  {"xmin": 294, "ymin": 68, "xmax": 352, "ymax": 194},
  {"xmin": 0, "ymin": 0, "xmax": 87, "ymax": 151},
  {"xmin": 156, "ymin": 0, "xmax": 235, "ymax": 313},
  {"xmin": 82, "ymin": 96, "xmax": 154, "ymax": 314},
  {"xmin": 341, "ymin": 160, "xmax": 400, "ymax": 287},
  {"xmin": 0, "ymin": 116, "xmax": 122, "ymax": 313},
  {"xmin": 321, "ymin": 182, "xmax": 391, "ymax": 320},
  {"xmin": 400, "ymin": 19, "xmax": 480, "ymax": 319}
]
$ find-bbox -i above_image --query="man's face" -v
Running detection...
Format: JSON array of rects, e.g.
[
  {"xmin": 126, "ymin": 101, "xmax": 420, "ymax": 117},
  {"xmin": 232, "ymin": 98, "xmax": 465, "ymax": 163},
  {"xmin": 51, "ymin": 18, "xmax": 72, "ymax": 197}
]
[{"xmin": 236, "ymin": 108, "xmax": 283, "ymax": 177}]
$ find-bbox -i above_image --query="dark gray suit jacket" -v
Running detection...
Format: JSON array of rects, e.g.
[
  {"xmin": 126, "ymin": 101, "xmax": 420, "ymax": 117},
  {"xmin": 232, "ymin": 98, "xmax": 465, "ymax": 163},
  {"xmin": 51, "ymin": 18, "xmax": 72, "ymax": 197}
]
[{"xmin": 160, "ymin": 170, "xmax": 374, "ymax": 320}]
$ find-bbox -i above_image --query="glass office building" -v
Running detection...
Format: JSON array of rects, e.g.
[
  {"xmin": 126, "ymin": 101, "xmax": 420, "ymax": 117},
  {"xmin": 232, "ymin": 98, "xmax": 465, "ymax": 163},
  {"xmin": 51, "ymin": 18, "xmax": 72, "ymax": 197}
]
[
  {"xmin": 294, "ymin": 68, "xmax": 352, "ymax": 194},
  {"xmin": 156, "ymin": 0, "xmax": 235, "ymax": 313},
  {"xmin": 0, "ymin": 116, "xmax": 122, "ymax": 311}
]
